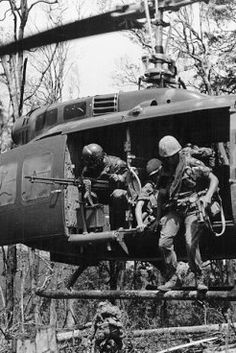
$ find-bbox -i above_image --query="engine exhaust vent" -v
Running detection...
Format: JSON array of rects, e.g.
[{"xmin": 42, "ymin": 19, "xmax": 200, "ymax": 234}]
[{"xmin": 92, "ymin": 93, "xmax": 118, "ymax": 116}]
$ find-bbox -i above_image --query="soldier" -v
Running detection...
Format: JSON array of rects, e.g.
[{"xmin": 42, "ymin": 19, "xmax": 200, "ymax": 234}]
[
  {"xmin": 135, "ymin": 158, "xmax": 167, "ymax": 280},
  {"xmin": 82, "ymin": 144, "xmax": 127, "ymax": 184},
  {"xmin": 135, "ymin": 158, "xmax": 162, "ymax": 232},
  {"xmin": 81, "ymin": 143, "xmax": 128, "ymax": 229},
  {"xmin": 89, "ymin": 301, "xmax": 124, "ymax": 353},
  {"xmin": 157, "ymin": 135, "xmax": 219, "ymax": 291}
]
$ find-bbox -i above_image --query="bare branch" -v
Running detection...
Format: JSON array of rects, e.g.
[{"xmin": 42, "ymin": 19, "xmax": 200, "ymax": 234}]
[
  {"xmin": 130, "ymin": 29, "xmax": 152, "ymax": 50},
  {"xmin": 8, "ymin": 0, "xmax": 18, "ymax": 42},
  {"xmin": 28, "ymin": 0, "xmax": 58, "ymax": 12},
  {"xmin": 24, "ymin": 44, "xmax": 59, "ymax": 102},
  {"xmin": 0, "ymin": 8, "xmax": 12, "ymax": 22}
]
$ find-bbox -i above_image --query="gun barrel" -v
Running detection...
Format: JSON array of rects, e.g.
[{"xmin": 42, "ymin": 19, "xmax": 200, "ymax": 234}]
[
  {"xmin": 25, "ymin": 175, "xmax": 109, "ymax": 189},
  {"xmin": 25, "ymin": 175, "xmax": 82, "ymax": 186}
]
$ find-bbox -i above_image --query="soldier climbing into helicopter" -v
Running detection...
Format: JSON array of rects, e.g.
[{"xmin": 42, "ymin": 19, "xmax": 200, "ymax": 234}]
[
  {"xmin": 81, "ymin": 143, "xmax": 128, "ymax": 229},
  {"xmin": 156, "ymin": 135, "xmax": 219, "ymax": 291},
  {"xmin": 135, "ymin": 158, "xmax": 162, "ymax": 232}
]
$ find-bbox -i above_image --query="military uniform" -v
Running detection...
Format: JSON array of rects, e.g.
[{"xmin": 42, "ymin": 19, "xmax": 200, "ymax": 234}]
[
  {"xmin": 89, "ymin": 301, "xmax": 124, "ymax": 353},
  {"xmin": 82, "ymin": 155, "xmax": 127, "ymax": 184},
  {"xmin": 82, "ymin": 154, "xmax": 128, "ymax": 229},
  {"xmin": 138, "ymin": 181, "xmax": 159, "ymax": 226},
  {"xmin": 158, "ymin": 151, "xmax": 212, "ymax": 280},
  {"xmin": 135, "ymin": 158, "xmax": 163, "ymax": 230}
]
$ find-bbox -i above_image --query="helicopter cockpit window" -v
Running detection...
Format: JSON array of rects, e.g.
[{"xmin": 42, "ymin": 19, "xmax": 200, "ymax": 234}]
[
  {"xmin": 0, "ymin": 163, "xmax": 17, "ymax": 206},
  {"xmin": 45, "ymin": 109, "xmax": 57, "ymax": 127},
  {"xmin": 22, "ymin": 153, "xmax": 52, "ymax": 201},
  {"xmin": 35, "ymin": 113, "xmax": 45, "ymax": 134},
  {"xmin": 64, "ymin": 101, "xmax": 86, "ymax": 121}
]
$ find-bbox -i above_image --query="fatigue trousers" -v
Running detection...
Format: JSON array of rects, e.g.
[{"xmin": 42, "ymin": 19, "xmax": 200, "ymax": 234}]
[
  {"xmin": 109, "ymin": 189, "xmax": 128, "ymax": 229},
  {"xmin": 159, "ymin": 211, "xmax": 204, "ymax": 279}
]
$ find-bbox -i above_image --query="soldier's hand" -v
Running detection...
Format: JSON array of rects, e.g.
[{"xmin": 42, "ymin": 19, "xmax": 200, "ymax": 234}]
[
  {"xmin": 111, "ymin": 174, "xmax": 120, "ymax": 182},
  {"xmin": 199, "ymin": 195, "xmax": 211, "ymax": 209},
  {"xmin": 136, "ymin": 223, "xmax": 147, "ymax": 232}
]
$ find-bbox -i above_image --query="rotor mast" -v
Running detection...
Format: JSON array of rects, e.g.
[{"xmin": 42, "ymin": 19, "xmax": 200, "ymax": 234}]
[{"xmin": 141, "ymin": 0, "xmax": 208, "ymax": 88}]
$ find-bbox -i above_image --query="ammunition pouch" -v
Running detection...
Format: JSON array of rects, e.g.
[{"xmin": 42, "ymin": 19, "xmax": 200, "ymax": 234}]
[
  {"xmin": 167, "ymin": 190, "xmax": 207, "ymax": 217},
  {"xmin": 172, "ymin": 190, "xmax": 225, "ymax": 236}
]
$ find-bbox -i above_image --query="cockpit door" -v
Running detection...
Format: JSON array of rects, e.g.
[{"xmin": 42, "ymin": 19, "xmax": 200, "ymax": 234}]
[{"xmin": 20, "ymin": 134, "xmax": 67, "ymax": 242}]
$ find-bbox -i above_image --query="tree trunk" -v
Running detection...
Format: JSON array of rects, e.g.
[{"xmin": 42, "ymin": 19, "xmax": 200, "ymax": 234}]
[
  {"xmin": 28, "ymin": 249, "xmax": 41, "ymax": 326},
  {"xmin": 65, "ymin": 299, "xmax": 76, "ymax": 328},
  {"xmin": 5, "ymin": 245, "xmax": 17, "ymax": 328}
]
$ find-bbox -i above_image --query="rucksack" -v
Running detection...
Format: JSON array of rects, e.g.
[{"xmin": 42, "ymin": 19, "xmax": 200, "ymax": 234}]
[{"xmin": 182, "ymin": 144, "xmax": 215, "ymax": 168}]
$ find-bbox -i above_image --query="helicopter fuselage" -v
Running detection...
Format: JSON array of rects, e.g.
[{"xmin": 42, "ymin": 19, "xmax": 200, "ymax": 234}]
[{"xmin": 1, "ymin": 87, "xmax": 236, "ymax": 266}]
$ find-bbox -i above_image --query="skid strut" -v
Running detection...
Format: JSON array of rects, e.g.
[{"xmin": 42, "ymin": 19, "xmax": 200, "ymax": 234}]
[{"xmin": 36, "ymin": 289, "xmax": 236, "ymax": 301}]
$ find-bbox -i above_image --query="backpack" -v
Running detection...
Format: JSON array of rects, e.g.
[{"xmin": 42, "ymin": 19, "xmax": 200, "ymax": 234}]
[{"xmin": 182, "ymin": 144, "xmax": 215, "ymax": 168}]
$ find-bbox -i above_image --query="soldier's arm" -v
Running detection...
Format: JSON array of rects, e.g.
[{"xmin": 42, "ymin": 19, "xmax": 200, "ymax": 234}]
[
  {"xmin": 111, "ymin": 159, "xmax": 128, "ymax": 183},
  {"xmin": 135, "ymin": 182, "xmax": 154, "ymax": 231},
  {"xmin": 191, "ymin": 158, "xmax": 219, "ymax": 208},
  {"xmin": 201, "ymin": 172, "xmax": 219, "ymax": 208},
  {"xmin": 135, "ymin": 200, "xmax": 146, "ymax": 231}
]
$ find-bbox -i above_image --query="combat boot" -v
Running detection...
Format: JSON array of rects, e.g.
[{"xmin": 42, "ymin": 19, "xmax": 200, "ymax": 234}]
[
  {"xmin": 157, "ymin": 273, "xmax": 182, "ymax": 292},
  {"xmin": 196, "ymin": 273, "xmax": 208, "ymax": 291}
]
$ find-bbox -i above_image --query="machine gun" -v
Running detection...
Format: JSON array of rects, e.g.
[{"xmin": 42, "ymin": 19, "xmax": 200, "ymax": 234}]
[
  {"xmin": 25, "ymin": 175, "xmax": 109, "ymax": 191},
  {"xmin": 25, "ymin": 174, "xmax": 110, "ymax": 234}
]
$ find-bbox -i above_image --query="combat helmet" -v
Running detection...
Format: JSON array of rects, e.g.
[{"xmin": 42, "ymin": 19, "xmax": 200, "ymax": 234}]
[
  {"xmin": 159, "ymin": 135, "xmax": 182, "ymax": 158},
  {"xmin": 82, "ymin": 143, "xmax": 104, "ymax": 162},
  {"xmin": 146, "ymin": 158, "xmax": 162, "ymax": 176}
]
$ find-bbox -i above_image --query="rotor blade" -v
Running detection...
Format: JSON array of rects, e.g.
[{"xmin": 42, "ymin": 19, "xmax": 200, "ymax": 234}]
[
  {"xmin": 0, "ymin": 4, "xmax": 149, "ymax": 56},
  {"xmin": 159, "ymin": 0, "xmax": 209, "ymax": 11}
]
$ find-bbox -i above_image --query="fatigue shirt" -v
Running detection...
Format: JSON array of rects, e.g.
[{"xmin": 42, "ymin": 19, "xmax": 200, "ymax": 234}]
[
  {"xmin": 101, "ymin": 155, "xmax": 127, "ymax": 180},
  {"xmin": 139, "ymin": 180, "xmax": 157, "ymax": 206},
  {"xmin": 158, "ymin": 151, "xmax": 212, "ymax": 212},
  {"xmin": 172, "ymin": 152, "xmax": 211, "ymax": 196},
  {"xmin": 82, "ymin": 155, "xmax": 127, "ymax": 189},
  {"xmin": 138, "ymin": 181, "xmax": 158, "ymax": 223}
]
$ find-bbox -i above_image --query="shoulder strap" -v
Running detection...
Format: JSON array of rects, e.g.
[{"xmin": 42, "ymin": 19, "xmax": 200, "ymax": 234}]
[{"xmin": 169, "ymin": 153, "xmax": 187, "ymax": 199}]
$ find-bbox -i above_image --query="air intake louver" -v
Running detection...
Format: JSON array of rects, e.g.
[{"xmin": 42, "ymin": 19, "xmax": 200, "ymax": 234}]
[{"xmin": 92, "ymin": 94, "xmax": 118, "ymax": 116}]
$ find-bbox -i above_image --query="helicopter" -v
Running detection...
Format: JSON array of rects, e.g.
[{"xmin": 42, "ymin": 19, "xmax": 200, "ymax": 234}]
[{"xmin": 0, "ymin": 0, "xmax": 235, "ymax": 284}]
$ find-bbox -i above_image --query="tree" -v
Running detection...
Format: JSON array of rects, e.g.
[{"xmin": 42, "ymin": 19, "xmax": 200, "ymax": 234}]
[
  {"xmin": 0, "ymin": 0, "xmax": 58, "ymax": 122},
  {"xmin": 0, "ymin": 100, "xmax": 10, "ymax": 152},
  {"xmin": 169, "ymin": 1, "xmax": 236, "ymax": 94},
  {"xmin": 25, "ymin": 38, "xmax": 69, "ymax": 108},
  {"xmin": 0, "ymin": 0, "xmax": 69, "ymax": 335},
  {"xmin": 112, "ymin": 1, "xmax": 236, "ymax": 95}
]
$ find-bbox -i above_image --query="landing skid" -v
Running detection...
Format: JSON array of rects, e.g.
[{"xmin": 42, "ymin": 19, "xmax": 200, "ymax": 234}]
[{"xmin": 35, "ymin": 288, "xmax": 236, "ymax": 301}]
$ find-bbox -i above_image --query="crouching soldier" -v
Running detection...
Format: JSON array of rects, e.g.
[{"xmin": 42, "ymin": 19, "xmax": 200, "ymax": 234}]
[
  {"xmin": 89, "ymin": 301, "xmax": 124, "ymax": 353},
  {"xmin": 157, "ymin": 136, "xmax": 219, "ymax": 291},
  {"xmin": 81, "ymin": 143, "xmax": 128, "ymax": 229}
]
